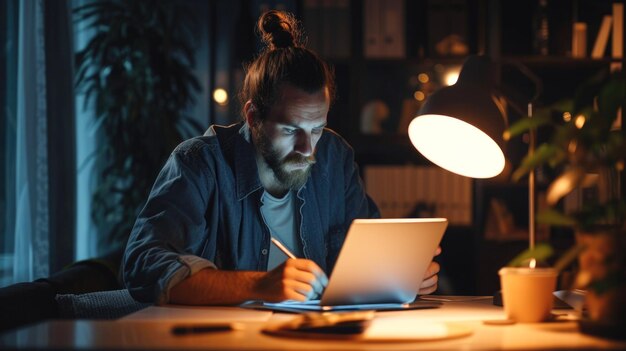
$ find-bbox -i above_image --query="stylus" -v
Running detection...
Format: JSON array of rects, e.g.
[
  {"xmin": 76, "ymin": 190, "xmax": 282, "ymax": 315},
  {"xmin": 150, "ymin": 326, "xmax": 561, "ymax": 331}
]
[
  {"xmin": 171, "ymin": 323, "xmax": 238, "ymax": 335},
  {"xmin": 271, "ymin": 237, "xmax": 297, "ymax": 259}
]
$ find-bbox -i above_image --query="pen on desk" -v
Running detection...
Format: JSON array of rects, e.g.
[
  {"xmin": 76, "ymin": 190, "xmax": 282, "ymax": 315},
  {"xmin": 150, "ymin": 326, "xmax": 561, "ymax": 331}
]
[
  {"xmin": 271, "ymin": 237, "xmax": 296, "ymax": 259},
  {"xmin": 171, "ymin": 323, "xmax": 241, "ymax": 335}
]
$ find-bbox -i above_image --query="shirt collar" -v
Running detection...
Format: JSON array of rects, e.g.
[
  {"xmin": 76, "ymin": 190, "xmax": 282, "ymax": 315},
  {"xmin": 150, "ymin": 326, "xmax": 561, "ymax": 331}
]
[{"xmin": 234, "ymin": 123, "xmax": 263, "ymax": 200}]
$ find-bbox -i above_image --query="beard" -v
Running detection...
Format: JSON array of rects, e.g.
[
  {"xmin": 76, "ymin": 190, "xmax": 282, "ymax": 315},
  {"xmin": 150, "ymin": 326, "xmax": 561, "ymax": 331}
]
[{"xmin": 252, "ymin": 123, "xmax": 316, "ymax": 191}]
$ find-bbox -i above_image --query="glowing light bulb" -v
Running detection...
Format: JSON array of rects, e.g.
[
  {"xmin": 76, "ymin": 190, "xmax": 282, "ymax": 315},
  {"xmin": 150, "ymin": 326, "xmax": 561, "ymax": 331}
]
[
  {"xmin": 575, "ymin": 115, "xmax": 586, "ymax": 129},
  {"xmin": 563, "ymin": 112, "xmax": 572, "ymax": 122},
  {"xmin": 413, "ymin": 91, "xmax": 425, "ymax": 101},
  {"xmin": 444, "ymin": 71, "xmax": 459, "ymax": 86},
  {"xmin": 213, "ymin": 88, "xmax": 228, "ymax": 106}
]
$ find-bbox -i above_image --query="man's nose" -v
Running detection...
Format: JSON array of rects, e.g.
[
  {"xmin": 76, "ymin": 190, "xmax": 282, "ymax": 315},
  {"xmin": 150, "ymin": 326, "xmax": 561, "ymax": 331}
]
[{"xmin": 294, "ymin": 131, "xmax": 313, "ymax": 156}]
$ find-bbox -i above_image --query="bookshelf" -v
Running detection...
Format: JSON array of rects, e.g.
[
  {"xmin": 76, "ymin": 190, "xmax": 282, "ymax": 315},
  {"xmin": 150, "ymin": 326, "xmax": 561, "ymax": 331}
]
[
  {"xmin": 298, "ymin": 0, "xmax": 622, "ymax": 295},
  {"xmin": 213, "ymin": 0, "xmax": 623, "ymax": 295},
  {"xmin": 307, "ymin": 0, "xmax": 620, "ymax": 192}
]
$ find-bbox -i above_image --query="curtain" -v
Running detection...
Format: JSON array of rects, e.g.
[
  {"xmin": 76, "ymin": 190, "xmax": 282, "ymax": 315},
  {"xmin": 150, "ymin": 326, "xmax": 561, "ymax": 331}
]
[
  {"xmin": 1, "ymin": 0, "xmax": 75, "ymax": 286},
  {"xmin": 73, "ymin": 0, "xmax": 100, "ymax": 261},
  {"xmin": 0, "ymin": 0, "xmax": 18, "ymax": 287},
  {"xmin": 45, "ymin": 0, "xmax": 76, "ymax": 274},
  {"xmin": 13, "ymin": 0, "xmax": 50, "ymax": 283}
]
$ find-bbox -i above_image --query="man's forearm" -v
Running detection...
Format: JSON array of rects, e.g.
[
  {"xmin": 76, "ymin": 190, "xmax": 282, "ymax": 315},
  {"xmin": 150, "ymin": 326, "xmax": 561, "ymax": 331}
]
[{"xmin": 169, "ymin": 268, "xmax": 266, "ymax": 305}]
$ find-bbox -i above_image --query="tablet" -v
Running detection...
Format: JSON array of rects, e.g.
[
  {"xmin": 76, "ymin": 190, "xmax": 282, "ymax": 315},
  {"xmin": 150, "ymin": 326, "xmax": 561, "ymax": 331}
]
[
  {"xmin": 321, "ymin": 218, "xmax": 448, "ymax": 306},
  {"xmin": 244, "ymin": 218, "xmax": 448, "ymax": 312}
]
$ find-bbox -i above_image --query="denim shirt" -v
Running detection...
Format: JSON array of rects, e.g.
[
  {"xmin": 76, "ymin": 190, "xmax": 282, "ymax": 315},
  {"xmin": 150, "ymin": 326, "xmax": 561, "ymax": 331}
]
[{"xmin": 122, "ymin": 122, "xmax": 380, "ymax": 304}]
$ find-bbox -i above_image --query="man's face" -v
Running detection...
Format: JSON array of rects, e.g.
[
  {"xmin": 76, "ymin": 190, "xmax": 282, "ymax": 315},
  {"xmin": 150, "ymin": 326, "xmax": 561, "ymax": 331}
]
[{"xmin": 251, "ymin": 84, "xmax": 330, "ymax": 191}]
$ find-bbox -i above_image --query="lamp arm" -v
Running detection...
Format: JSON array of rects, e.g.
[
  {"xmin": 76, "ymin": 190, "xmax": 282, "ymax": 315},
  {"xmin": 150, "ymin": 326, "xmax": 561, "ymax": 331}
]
[
  {"xmin": 500, "ymin": 58, "xmax": 544, "ymax": 104},
  {"xmin": 494, "ymin": 56, "xmax": 543, "ymax": 251},
  {"xmin": 498, "ymin": 58, "xmax": 542, "ymax": 252},
  {"xmin": 494, "ymin": 58, "xmax": 544, "ymax": 119},
  {"xmin": 528, "ymin": 103, "xmax": 536, "ymax": 251}
]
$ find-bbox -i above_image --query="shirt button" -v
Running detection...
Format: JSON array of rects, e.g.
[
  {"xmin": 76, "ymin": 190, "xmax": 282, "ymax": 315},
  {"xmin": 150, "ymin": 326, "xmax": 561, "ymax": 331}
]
[{"xmin": 261, "ymin": 249, "xmax": 268, "ymax": 255}]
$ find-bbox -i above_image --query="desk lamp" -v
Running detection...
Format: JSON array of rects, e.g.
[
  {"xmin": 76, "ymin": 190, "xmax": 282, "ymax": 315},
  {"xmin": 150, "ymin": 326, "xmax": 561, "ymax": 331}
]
[
  {"xmin": 409, "ymin": 56, "xmax": 506, "ymax": 179},
  {"xmin": 409, "ymin": 55, "xmax": 541, "ymax": 251}
]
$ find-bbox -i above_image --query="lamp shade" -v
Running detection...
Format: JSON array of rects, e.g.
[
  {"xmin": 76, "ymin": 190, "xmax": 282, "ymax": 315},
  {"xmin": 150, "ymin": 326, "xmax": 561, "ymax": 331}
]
[{"xmin": 409, "ymin": 56, "xmax": 507, "ymax": 179}]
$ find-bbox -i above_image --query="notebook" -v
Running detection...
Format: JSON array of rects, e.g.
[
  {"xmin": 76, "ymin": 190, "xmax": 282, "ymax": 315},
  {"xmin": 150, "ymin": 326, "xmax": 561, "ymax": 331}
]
[{"xmin": 243, "ymin": 218, "xmax": 448, "ymax": 312}]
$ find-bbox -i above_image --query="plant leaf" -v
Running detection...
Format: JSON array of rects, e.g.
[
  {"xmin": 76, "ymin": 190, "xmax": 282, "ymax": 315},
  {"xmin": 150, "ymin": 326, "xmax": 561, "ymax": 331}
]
[
  {"xmin": 505, "ymin": 109, "xmax": 551, "ymax": 139},
  {"xmin": 74, "ymin": 0, "xmax": 201, "ymax": 246},
  {"xmin": 545, "ymin": 167, "xmax": 586, "ymax": 205},
  {"xmin": 507, "ymin": 243, "xmax": 554, "ymax": 267},
  {"xmin": 512, "ymin": 143, "xmax": 560, "ymax": 182},
  {"xmin": 553, "ymin": 244, "xmax": 584, "ymax": 273},
  {"xmin": 549, "ymin": 99, "xmax": 575, "ymax": 113},
  {"xmin": 536, "ymin": 208, "xmax": 578, "ymax": 227}
]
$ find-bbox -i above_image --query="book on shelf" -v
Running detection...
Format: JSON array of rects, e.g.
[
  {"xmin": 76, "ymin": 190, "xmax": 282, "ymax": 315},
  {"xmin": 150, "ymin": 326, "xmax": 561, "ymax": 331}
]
[
  {"xmin": 590, "ymin": 4, "xmax": 624, "ymax": 63},
  {"xmin": 364, "ymin": 165, "xmax": 472, "ymax": 225},
  {"xmin": 571, "ymin": 22, "xmax": 587, "ymax": 58},
  {"xmin": 613, "ymin": 3, "xmax": 623, "ymax": 71},
  {"xmin": 303, "ymin": 0, "xmax": 323, "ymax": 55},
  {"xmin": 302, "ymin": 0, "xmax": 350, "ymax": 59},
  {"xmin": 613, "ymin": 3, "xmax": 623, "ymax": 60},
  {"xmin": 591, "ymin": 15, "xmax": 612, "ymax": 59},
  {"xmin": 427, "ymin": 0, "xmax": 469, "ymax": 57},
  {"xmin": 363, "ymin": 0, "xmax": 380, "ymax": 58},
  {"xmin": 363, "ymin": 0, "xmax": 405, "ymax": 58}
]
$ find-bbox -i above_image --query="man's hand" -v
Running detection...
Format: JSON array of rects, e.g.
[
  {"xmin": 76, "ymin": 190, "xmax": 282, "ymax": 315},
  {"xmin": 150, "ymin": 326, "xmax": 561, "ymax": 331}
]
[
  {"xmin": 170, "ymin": 259, "xmax": 328, "ymax": 305},
  {"xmin": 255, "ymin": 259, "xmax": 329, "ymax": 302},
  {"xmin": 419, "ymin": 246, "xmax": 442, "ymax": 295}
]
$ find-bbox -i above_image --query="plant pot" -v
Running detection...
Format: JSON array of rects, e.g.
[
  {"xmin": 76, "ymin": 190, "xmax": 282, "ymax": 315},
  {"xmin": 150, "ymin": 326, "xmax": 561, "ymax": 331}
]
[{"xmin": 575, "ymin": 230, "xmax": 626, "ymax": 339}]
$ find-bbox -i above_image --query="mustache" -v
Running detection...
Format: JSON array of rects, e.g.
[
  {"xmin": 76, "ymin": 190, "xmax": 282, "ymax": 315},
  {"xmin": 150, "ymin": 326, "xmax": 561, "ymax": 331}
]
[{"xmin": 283, "ymin": 153, "xmax": 316, "ymax": 165}]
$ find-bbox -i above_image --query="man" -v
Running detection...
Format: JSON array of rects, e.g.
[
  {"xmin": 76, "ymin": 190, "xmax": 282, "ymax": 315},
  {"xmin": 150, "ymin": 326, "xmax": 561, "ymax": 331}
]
[{"xmin": 122, "ymin": 10, "xmax": 440, "ymax": 305}]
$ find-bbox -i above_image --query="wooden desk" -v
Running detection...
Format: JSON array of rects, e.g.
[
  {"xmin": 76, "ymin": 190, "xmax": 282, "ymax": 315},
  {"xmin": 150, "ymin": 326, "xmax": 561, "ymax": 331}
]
[{"xmin": 1, "ymin": 297, "xmax": 625, "ymax": 350}]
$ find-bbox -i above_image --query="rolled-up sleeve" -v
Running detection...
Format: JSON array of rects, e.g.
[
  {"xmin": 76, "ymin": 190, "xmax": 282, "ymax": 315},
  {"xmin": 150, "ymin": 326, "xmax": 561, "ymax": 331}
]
[{"xmin": 123, "ymin": 140, "xmax": 217, "ymax": 304}]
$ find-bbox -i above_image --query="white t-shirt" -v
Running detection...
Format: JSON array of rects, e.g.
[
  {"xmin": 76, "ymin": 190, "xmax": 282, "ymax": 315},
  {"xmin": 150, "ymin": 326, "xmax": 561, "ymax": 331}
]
[{"xmin": 260, "ymin": 190, "xmax": 302, "ymax": 270}]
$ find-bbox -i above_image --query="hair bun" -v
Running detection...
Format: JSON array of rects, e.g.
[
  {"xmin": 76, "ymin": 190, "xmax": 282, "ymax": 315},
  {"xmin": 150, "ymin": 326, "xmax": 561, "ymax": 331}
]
[{"xmin": 258, "ymin": 10, "xmax": 300, "ymax": 49}]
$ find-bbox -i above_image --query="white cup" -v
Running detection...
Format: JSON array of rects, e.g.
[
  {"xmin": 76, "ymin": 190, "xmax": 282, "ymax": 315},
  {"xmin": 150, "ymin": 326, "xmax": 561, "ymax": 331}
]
[{"xmin": 499, "ymin": 267, "xmax": 557, "ymax": 323}]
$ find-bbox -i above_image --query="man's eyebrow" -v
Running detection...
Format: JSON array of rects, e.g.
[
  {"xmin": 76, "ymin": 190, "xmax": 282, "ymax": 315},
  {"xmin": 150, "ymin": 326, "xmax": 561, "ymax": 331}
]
[{"xmin": 279, "ymin": 122, "xmax": 327, "ymax": 129}]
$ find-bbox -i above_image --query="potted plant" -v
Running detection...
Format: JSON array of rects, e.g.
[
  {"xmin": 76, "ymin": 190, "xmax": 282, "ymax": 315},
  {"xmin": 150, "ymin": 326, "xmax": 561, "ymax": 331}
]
[
  {"xmin": 74, "ymin": 0, "xmax": 202, "ymax": 255},
  {"xmin": 507, "ymin": 68, "xmax": 626, "ymax": 338}
]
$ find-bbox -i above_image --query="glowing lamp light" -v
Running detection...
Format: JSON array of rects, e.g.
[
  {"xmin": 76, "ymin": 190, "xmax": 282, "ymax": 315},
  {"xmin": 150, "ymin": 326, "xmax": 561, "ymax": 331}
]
[
  {"xmin": 213, "ymin": 88, "xmax": 229, "ymax": 106},
  {"xmin": 410, "ymin": 56, "xmax": 507, "ymax": 180},
  {"xmin": 444, "ymin": 70, "xmax": 460, "ymax": 86},
  {"xmin": 409, "ymin": 115, "xmax": 505, "ymax": 178}
]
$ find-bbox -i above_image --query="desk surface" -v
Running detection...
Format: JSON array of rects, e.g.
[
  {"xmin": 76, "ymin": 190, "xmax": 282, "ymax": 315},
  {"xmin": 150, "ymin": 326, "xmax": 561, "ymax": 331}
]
[{"xmin": 1, "ymin": 296, "xmax": 625, "ymax": 350}]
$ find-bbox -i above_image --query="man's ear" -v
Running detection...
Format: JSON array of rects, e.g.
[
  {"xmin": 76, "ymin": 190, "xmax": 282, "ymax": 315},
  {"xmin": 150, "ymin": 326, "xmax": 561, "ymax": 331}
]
[{"xmin": 243, "ymin": 101, "xmax": 257, "ymax": 127}]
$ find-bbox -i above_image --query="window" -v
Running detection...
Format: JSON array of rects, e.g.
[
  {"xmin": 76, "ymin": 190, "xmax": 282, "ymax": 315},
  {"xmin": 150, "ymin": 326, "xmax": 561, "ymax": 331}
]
[{"xmin": 0, "ymin": 0, "xmax": 18, "ymax": 286}]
